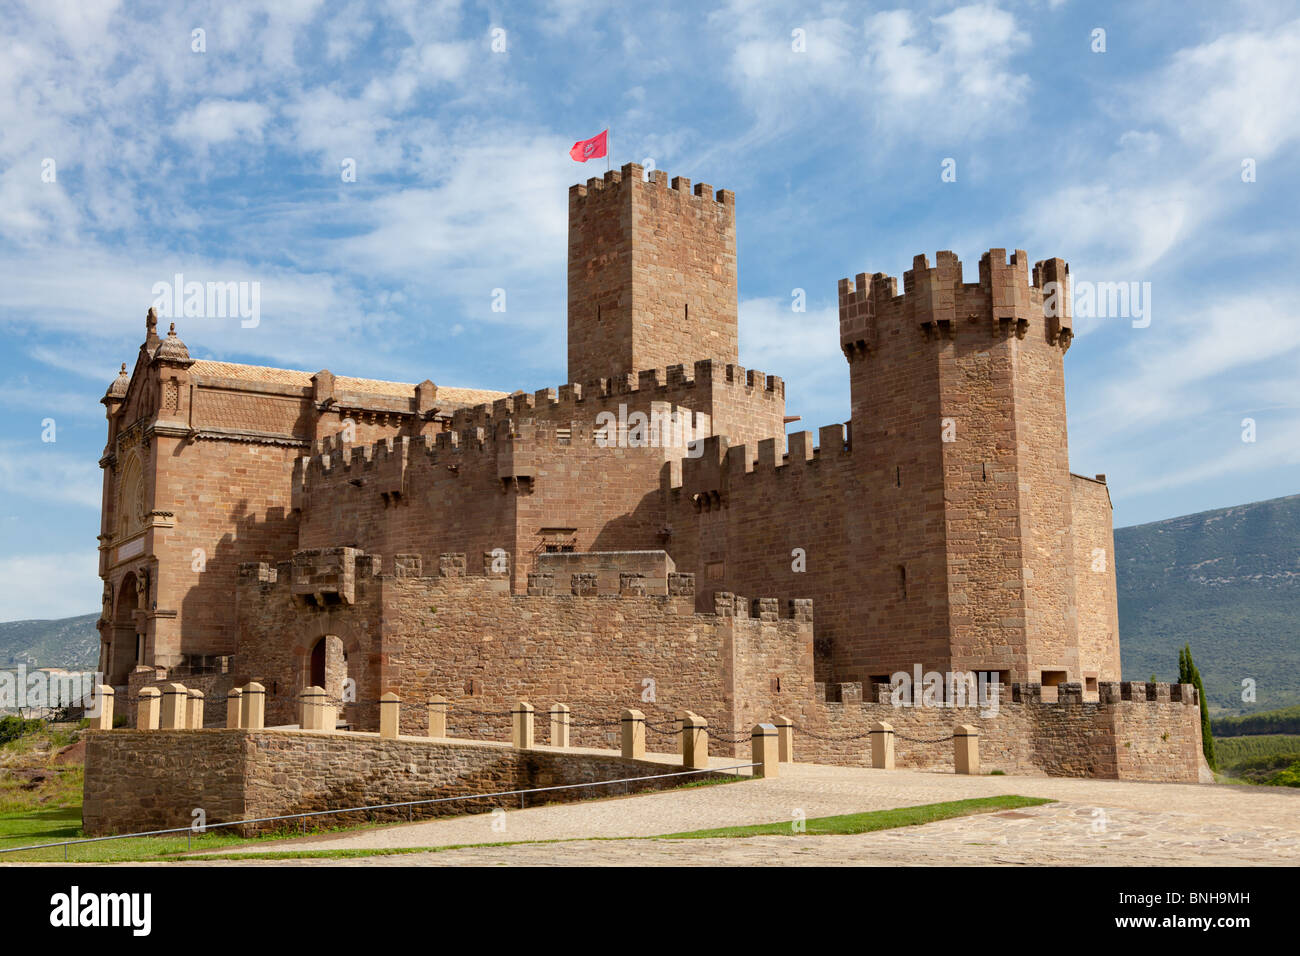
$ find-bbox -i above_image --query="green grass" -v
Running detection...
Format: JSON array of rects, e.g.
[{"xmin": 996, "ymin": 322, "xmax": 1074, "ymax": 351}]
[
  {"xmin": 0, "ymin": 720, "xmax": 85, "ymax": 814},
  {"xmin": 1211, "ymin": 734, "xmax": 1300, "ymax": 787},
  {"xmin": 0, "ymin": 813, "xmax": 270, "ymax": 862},
  {"xmin": 655, "ymin": 795, "xmax": 1055, "ymax": 839}
]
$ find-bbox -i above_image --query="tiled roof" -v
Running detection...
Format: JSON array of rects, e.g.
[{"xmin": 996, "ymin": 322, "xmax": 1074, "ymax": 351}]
[
  {"xmin": 436, "ymin": 386, "xmax": 512, "ymax": 407},
  {"xmin": 189, "ymin": 361, "xmax": 313, "ymax": 387},
  {"xmin": 187, "ymin": 360, "xmax": 506, "ymax": 408}
]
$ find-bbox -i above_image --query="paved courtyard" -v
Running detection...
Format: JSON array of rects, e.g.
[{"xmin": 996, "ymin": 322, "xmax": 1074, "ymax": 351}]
[{"xmin": 195, "ymin": 757, "xmax": 1300, "ymax": 866}]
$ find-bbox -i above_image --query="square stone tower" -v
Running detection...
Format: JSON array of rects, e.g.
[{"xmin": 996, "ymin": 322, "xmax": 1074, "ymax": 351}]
[
  {"xmin": 567, "ymin": 162, "xmax": 738, "ymax": 385},
  {"xmin": 836, "ymin": 250, "xmax": 1117, "ymax": 686}
]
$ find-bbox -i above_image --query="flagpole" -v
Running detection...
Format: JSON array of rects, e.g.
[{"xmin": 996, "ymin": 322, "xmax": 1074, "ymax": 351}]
[{"xmin": 607, "ymin": 125, "xmax": 612, "ymax": 172}]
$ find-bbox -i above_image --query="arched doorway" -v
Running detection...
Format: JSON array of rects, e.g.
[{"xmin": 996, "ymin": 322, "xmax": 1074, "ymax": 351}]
[
  {"xmin": 310, "ymin": 637, "xmax": 326, "ymax": 689},
  {"xmin": 305, "ymin": 635, "xmax": 350, "ymax": 729},
  {"xmin": 306, "ymin": 636, "xmax": 348, "ymax": 698},
  {"xmin": 108, "ymin": 572, "xmax": 141, "ymax": 684}
]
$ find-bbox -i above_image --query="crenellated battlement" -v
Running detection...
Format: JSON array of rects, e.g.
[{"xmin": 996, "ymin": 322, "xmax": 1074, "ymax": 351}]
[
  {"xmin": 569, "ymin": 162, "xmax": 735, "ymax": 208},
  {"xmin": 839, "ymin": 248, "xmax": 1074, "ymax": 359},
  {"xmin": 811, "ymin": 680, "xmax": 1199, "ymax": 707},
  {"xmin": 443, "ymin": 359, "xmax": 783, "ymax": 435},
  {"xmin": 670, "ymin": 426, "xmax": 851, "ymax": 506},
  {"xmin": 238, "ymin": 548, "xmax": 810, "ymax": 622}
]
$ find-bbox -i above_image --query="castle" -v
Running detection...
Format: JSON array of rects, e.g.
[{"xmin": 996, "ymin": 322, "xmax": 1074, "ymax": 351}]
[{"xmin": 95, "ymin": 163, "xmax": 1191, "ymax": 780}]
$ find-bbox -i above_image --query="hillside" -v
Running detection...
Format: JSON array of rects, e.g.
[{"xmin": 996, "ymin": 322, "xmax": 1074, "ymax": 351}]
[
  {"xmin": 0, "ymin": 615, "xmax": 100, "ymax": 672},
  {"xmin": 1116, "ymin": 493, "xmax": 1300, "ymax": 716}
]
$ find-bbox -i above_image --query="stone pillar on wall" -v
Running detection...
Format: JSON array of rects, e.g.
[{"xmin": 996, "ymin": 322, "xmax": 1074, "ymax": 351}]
[
  {"xmin": 379, "ymin": 692, "xmax": 400, "ymax": 738},
  {"xmin": 160, "ymin": 684, "xmax": 188, "ymax": 730},
  {"xmin": 954, "ymin": 724, "xmax": 980, "ymax": 775},
  {"xmin": 137, "ymin": 687, "xmax": 160, "ymax": 729},
  {"xmin": 550, "ymin": 703, "xmax": 570, "ymax": 748},
  {"xmin": 427, "ymin": 695, "xmax": 448, "ymax": 738},
  {"xmin": 870, "ymin": 720, "xmax": 895, "ymax": 770},
  {"xmin": 773, "ymin": 715, "xmax": 793, "ymax": 763},
  {"xmin": 187, "ymin": 689, "xmax": 205, "ymax": 729},
  {"xmin": 751, "ymin": 723, "xmax": 779, "ymax": 778},
  {"xmin": 621, "ymin": 709, "xmax": 646, "ymax": 759},
  {"xmin": 226, "ymin": 688, "xmax": 243, "ymax": 729},
  {"xmin": 90, "ymin": 685, "xmax": 114, "ymax": 730},
  {"xmin": 242, "ymin": 682, "xmax": 266, "ymax": 730},
  {"xmin": 300, "ymin": 686, "xmax": 327, "ymax": 731},
  {"xmin": 512, "ymin": 701, "xmax": 535, "ymax": 749},
  {"xmin": 680, "ymin": 711, "xmax": 708, "ymax": 769}
]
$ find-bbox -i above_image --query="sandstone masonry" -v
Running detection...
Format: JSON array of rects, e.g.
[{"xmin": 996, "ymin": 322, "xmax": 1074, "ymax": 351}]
[{"xmin": 95, "ymin": 162, "xmax": 1186, "ymax": 784}]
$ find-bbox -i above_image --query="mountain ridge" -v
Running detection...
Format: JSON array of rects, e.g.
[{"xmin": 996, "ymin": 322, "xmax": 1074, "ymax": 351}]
[{"xmin": 1116, "ymin": 492, "xmax": 1300, "ymax": 716}]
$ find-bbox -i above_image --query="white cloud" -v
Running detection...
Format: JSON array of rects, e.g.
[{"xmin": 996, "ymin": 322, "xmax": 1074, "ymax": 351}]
[
  {"xmin": 863, "ymin": 4, "xmax": 1030, "ymax": 124},
  {"xmin": 1117, "ymin": 416, "xmax": 1300, "ymax": 498},
  {"xmin": 0, "ymin": 550, "xmax": 100, "ymax": 621},
  {"xmin": 173, "ymin": 99, "xmax": 272, "ymax": 146},
  {"xmin": 1017, "ymin": 182, "xmax": 1193, "ymax": 294},
  {"xmin": 709, "ymin": 1, "xmax": 1032, "ymax": 156},
  {"xmin": 738, "ymin": 295, "xmax": 849, "ymax": 430},
  {"xmin": 1072, "ymin": 294, "xmax": 1300, "ymax": 436},
  {"xmin": 1015, "ymin": 19, "xmax": 1300, "ymax": 297},
  {"xmin": 1145, "ymin": 19, "xmax": 1300, "ymax": 162},
  {"xmin": 0, "ymin": 445, "xmax": 102, "ymax": 510}
]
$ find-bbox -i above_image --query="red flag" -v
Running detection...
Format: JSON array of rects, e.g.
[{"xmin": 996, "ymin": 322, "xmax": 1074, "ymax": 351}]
[{"xmin": 569, "ymin": 129, "xmax": 608, "ymax": 163}]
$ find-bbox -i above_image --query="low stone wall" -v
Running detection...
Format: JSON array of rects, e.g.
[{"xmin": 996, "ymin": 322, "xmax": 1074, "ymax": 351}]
[
  {"xmin": 83, "ymin": 728, "xmax": 730, "ymax": 836},
  {"xmin": 789, "ymin": 681, "xmax": 1202, "ymax": 782},
  {"xmin": 124, "ymin": 667, "xmax": 242, "ymax": 728}
]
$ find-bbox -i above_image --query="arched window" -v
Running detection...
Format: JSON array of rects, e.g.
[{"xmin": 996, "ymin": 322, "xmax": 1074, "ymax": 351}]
[{"xmin": 117, "ymin": 453, "xmax": 146, "ymax": 539}]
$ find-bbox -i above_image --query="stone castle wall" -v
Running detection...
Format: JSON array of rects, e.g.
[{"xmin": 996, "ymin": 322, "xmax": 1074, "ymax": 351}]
[
  {"xmin": 1071, "ymin": 474, "xmax": 1122, "ymax": 683},
  {"xmin": 235, "ymin": 552, "xmax": 812, "ymax": 746},
  {"xmin": 83, "ymin": 729, "xmax": 710, "ymax": 836},
  {"xmin": 230, "ymin": 553, "xmax": 1197, "ymax": 780},
  {"xmin": 294, "ymin": 359, "xmax": 788, "ymax": 594}
]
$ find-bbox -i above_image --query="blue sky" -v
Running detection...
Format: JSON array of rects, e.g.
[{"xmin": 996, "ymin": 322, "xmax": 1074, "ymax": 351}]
[{"xmin": 1, "ymin": 0, "xmax": 1297, "ymax": 620}]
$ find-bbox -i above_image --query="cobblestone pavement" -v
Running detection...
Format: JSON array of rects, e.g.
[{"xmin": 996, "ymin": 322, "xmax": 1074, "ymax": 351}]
[
  {"xmin": 194, "ymin": 802, "xmax": 1298, "ymax": 866},
  {"xmin": 196, "ymin": 759, "xmax": 1300, "ymax": 865}
]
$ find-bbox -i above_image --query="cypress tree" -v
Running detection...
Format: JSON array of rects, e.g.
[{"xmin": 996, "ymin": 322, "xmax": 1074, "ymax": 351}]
[{"xmin": 1182, "ymin": 644, "xmax": 1216, "ymax": 770}]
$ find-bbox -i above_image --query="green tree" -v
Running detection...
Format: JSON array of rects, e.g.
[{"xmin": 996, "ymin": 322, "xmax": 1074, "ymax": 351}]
[{"xmin": 1180, "ymin": 644, "xmax": 1216, "ymax": 770}]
